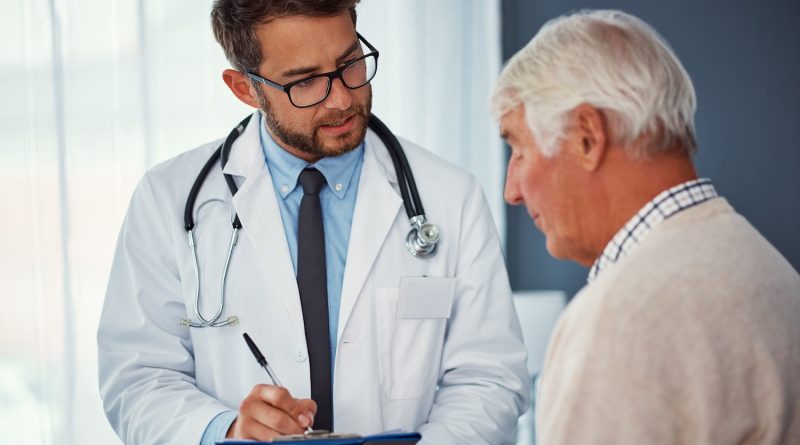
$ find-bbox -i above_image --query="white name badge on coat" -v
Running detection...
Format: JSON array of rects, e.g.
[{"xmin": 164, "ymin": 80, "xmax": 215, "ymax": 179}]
[{"xmin": 396, "ymin": 276, "xmax": 455, "ymax": 319}]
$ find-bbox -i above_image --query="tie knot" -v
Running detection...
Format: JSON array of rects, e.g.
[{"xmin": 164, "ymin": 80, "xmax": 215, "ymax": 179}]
[{"xmin": 298, "ymin": 168, "xmax": 326, "ymax": 195}]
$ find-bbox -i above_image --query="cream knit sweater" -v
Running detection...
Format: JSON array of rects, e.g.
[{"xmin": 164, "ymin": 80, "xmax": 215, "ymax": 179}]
[{"xmin": 537, "ymin": 198, "xmax": 800, "ymax": 444}]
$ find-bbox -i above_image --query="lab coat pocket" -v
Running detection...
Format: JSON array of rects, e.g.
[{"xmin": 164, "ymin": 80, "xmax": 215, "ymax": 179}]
[{"xmin": 376, "ymin": 277, "xmax": 455, "ymax": 400}]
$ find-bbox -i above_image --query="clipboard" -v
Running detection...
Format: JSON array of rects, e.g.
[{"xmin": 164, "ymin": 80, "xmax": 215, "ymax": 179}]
[{"xmin": 217, "ymin": 431, "xmax": 421, "ymax": 444}]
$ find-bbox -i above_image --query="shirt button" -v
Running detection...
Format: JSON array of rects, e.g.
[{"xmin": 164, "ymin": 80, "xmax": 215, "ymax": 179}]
[
  {"xmin": 281, "ymin": 184, "xmax": 289, "ymax": 194},
  {"xmin": 295, "ymin": 348, "xmax": 307, "ymax": 362},
  {"xmin": 335, "ymin": 183, "xmax": 343, "ymax": 192}
]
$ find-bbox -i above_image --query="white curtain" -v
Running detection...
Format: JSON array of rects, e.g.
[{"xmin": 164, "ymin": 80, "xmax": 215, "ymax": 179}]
[
  {"xmin": 358, "ymin": 0, "xmax": 505, "ymax": 233},
  {"xmin": 0, "ymin": 1, "xmax": 503, "ymax": 444}
]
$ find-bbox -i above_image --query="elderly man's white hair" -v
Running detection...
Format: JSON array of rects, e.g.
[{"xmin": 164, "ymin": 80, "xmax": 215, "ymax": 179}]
[{"xmin": 492, "ymin": 9, "xmax": 697, "ymax": 157}]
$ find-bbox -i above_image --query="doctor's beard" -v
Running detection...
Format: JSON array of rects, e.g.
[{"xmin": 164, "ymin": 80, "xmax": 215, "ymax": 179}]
[{"xmin": 254, "ymin": 87, "xmax": 371, "ymax": 159}]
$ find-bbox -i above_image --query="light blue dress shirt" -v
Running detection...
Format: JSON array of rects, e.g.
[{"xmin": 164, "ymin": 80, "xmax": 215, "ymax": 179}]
[{"xmin": 201, "ymin": 113, "xmax": 363, "ymax": 444}]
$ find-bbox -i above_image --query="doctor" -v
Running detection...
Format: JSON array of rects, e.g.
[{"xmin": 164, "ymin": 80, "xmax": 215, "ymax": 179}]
[{"xmin": 97, "ymin": 0, "xmax": 529, "ymax": 444}]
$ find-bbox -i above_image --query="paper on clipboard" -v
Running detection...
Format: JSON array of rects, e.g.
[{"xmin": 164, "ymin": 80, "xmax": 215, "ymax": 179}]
[{"xmin": 217, "ymin": 430, "xmax": 421, "ymax": 444}]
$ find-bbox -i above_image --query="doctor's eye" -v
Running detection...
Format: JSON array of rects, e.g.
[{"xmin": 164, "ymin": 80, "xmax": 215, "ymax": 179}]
[
  {"xmin": 294, "ymin": 75, "xmax": 332, "ymax": 91},
  {"xmin": 294, "ymin": 77, "xmax": 321, "ymax": 89}
]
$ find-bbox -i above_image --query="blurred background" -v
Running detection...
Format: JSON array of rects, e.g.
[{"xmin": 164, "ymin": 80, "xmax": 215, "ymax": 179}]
[{"xmin": 1, "ymin": 0, "xmax": 797, "ymax": 444}]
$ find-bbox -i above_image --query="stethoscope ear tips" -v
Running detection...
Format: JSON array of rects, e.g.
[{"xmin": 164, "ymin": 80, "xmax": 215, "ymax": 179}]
[{"xmin": 180, "ymin": 315, "xmax": 240, "ymax": 328}]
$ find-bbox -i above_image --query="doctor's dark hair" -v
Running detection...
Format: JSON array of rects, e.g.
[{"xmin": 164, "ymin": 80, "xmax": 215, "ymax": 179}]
[{"xmin": 211, "ymin": 0, "xmax": 360, "ymax": 73}]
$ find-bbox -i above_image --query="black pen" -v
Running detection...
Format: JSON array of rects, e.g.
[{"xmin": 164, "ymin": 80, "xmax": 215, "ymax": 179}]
[{"xmin": 243, "ymin": 332, "xmax": 284, "ymax": 387}]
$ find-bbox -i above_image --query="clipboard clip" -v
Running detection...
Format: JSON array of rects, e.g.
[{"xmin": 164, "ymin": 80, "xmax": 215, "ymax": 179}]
[{"xmin": 273, "ymin": 430, "xmax": 361, "ymax": 442}]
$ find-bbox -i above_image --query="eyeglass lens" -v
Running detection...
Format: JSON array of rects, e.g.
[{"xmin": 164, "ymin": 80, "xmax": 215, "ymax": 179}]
[{"xmin": 289, "ymin": 54, "xmax": 377, "ymax": 107}]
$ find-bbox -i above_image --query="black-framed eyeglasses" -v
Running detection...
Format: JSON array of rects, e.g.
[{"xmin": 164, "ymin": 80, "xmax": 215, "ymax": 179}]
[{"xmin": 246, "ymin": 33, "xmax": 379, "ymax": 108}]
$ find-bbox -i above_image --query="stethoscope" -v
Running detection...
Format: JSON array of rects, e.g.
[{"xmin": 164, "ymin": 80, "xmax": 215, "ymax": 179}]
[{"xmin": 180, "ymin": 114, "xmax": 441, "ymax": 328}]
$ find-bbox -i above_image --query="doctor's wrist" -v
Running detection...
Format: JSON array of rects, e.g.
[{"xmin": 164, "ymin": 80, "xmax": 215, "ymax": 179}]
[{"xmin": 225, "ymin": 417, "xmax": 238, "ymax": 438}]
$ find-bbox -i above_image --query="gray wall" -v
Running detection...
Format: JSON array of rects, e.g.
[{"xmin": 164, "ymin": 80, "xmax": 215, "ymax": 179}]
[{"xmin": 502, "ymin": 0, "xmax": 800, "ymax": 298}]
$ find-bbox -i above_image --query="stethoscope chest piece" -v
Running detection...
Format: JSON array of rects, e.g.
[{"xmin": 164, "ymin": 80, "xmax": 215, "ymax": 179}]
[{"xmin": 406, "ymin": 215, "xmax": 440, "ymax": 257}]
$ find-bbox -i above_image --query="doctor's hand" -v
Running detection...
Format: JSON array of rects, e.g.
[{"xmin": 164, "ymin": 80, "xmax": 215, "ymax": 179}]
[{"xmin": 226, "ymin": 384, "xmax": 317, "ymax": 440}]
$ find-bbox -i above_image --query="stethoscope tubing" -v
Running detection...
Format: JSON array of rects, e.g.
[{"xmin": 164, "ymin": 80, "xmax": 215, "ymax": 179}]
[
  {"xmin": 368, "ymin": 114, "xmax": 425, "ymax": 218},
  {"xmin": 181, "ymin": 113, "xmax": 436, "ymax": 328}
]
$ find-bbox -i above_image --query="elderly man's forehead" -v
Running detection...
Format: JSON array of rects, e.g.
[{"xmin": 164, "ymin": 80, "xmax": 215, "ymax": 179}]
[
  {"xmin": 499, "ymin": 112, "xmax": 515, "ymax": 139},
  {"xmin": 500, "ymin": 106, "xmax": 528, "ymax": 141}
]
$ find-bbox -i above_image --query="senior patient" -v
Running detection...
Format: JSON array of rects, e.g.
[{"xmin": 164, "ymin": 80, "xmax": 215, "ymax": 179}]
[{"xmin": 492, "ymin": 9, "xmax": 800, "ymax": 444}]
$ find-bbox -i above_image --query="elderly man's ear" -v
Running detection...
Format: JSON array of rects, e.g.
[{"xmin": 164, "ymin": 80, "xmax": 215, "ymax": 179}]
[{"xmin": 569, "ymin": 103, "xmax": 608, "ymax": 172}]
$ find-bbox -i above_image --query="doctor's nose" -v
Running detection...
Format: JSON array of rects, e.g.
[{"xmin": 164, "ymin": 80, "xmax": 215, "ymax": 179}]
[{"xmin": 323, "ymin": 78, "xmax": 353, "ymax": 111}]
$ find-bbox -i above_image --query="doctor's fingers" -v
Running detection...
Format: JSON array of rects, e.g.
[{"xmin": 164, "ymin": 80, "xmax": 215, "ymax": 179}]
[
  {"xmin": 237, "ymin": 397, "xmax": 310, "ymax": 436},
  {"xmin": 247, "ymin": 384, "xmax": 316, "ymax": 427},
  {"xmin": 235, "ymin": 400, "xmax": 303, "ymax": 438},
  {"xmin": 254, "ymin": 384, "xmax": 317, "ymax": 418},
  {"xmin": 228, "ymin": 416, "xmax": 283, "ymax": 441}
]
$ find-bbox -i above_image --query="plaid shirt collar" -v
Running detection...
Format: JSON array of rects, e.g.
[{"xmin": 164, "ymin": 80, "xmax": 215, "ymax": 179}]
[{"xmin": 587, "ymin": 178, "xmax": 718, "ymax": 282}]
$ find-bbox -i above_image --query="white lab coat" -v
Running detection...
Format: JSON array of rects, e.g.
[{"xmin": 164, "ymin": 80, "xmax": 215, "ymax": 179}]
[{"xmin": 98, "ymin": 112, "xmax": 530, "ymax": 445}]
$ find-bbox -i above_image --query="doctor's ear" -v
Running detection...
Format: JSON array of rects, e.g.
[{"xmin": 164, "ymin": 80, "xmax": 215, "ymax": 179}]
[
  {"xmin": 568, "ymin": 104, "xmax": 608, "ymax": 172},
  {"xmin": 222, "ymin": 69, "xmax": 261, "ymax": 109}
]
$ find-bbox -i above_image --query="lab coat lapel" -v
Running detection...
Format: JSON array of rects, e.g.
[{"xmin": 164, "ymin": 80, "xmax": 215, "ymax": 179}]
[
  {"xmin": 223, "ymin": 112, "xmax": 305, "ymax": 336},
  {"xmin": 337, "ymin": 130, "xmax": 403, "ymax": 339}
]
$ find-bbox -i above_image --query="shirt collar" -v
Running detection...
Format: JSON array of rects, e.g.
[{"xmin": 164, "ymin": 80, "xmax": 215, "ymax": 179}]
[
  {"xmin": 587, "ymin": 178, "xmax": 718, "ymax": 282},
  {"xmin": 259, "ymin": 112, "xmax": 364, "ymax": 200}
]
